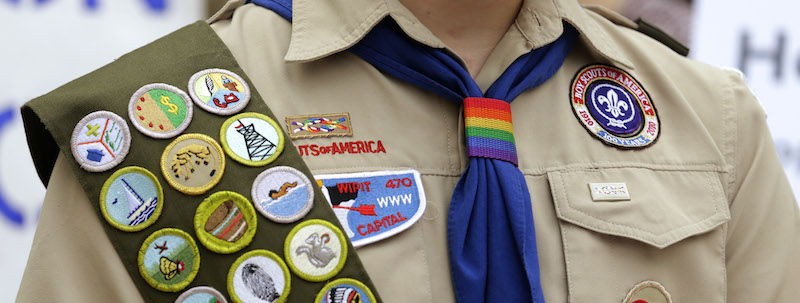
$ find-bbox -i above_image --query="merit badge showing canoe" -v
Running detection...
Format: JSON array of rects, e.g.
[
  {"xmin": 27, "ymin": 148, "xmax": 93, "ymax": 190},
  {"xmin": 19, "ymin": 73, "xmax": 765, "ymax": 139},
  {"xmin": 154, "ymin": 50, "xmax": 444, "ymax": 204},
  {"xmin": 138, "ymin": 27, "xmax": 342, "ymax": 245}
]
[
  {"xmin": 228, "ymin": 249, "xmax": 290, "ymax": 303},
  {"xmin": 138, "ymin": 228, "xmax": 200, "ymax": 292},
  {"xmin": 194, "ymin": 191, "xmax": 258, "ymax": 254},
  {"xmin": 285, "ymin": 113, "xmax": 353, "ymax": 139},
  {"xmin": 100, "ymin": 166, "xmax": 163, "ymax": 232},
  {"xmin": 284, "ymin": 219, "xmax": 348, "ymax": 282},
  {"xmin": 570, "ymin": 64, "xmax": 660, "ymax": 149},
  {"xmin": 251, "ymin": 166, "xmax": 314, "ymax": 224},
  {"xmin": 129, "ymin": 83, "xmax": 193, "ymax": 139},
  {"xmin": 175, "ymin": 286, "xmax": 228, "ymax": 303},
  {"xmin": 220, "ymin": 112, "xmax": 284, "ymax": 166},
  {"xmin": 188, "ymin": 68, "xmax": 250, "ymax": 115},
  {"xmin": 70, "ymin": 111, "xmax": 131, "ymax": 172},
  {"xmin": 315, "ymin": 278, "xmax": 377, "ymax": 303},
  {"xmin": 161, "ymin": 133, "xmax": 225, "ymax": 195},
  {"xmin": 316, "ymin": 170, "xmax": 426, "ymax": 247}
]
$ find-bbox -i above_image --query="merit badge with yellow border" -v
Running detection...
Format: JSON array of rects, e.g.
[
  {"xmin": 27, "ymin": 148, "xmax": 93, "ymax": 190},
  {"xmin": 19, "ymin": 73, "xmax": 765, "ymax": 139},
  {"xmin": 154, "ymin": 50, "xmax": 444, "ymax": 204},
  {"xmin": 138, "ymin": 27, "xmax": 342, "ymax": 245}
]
[
  {"xmin": 284, "ymin": 219, "xmax": 347, "ymax": 282},
  {"xmin": 315, "ymin": 278, "xmax": 377, "ymax": 303},
  {"xmin": 188, "ymin": 68, "xmax": 251, "ymax": 116},
  {"xmin": 129, "ymin": 83, "xmax": 194, "ymax": 139},
  {"xmin": 220, "ymin": 112, "xmax": 284, "ymax": 166},
  {"xmin": 138, "ymin": 228, "xmax": 200, "ymax": 293},
  {"xmin": 161, "ymin": 133, "xmax": 225, "ymax": 195},
  {"xmin": 228, "ymin": 249, "xmax": 290, "ymax": 303},
  {"xmin": 251, "ymin": 166, "xmax": 314, "ymax": 224},
  {"xmin": 175, "ymin": 286, "xmax": 228, "ymax": 303},
  {"xmin": 622, "ymin": 281, "xmax": 672, "ymax": 303},
  {"xmin": 194, "ymin": 191, "xmax": 257, "ymax": 254},
  {"xmin": 70, "ymin": 111, "xmax": 131, "ymax": 172},
  {"xmin": 285, "ymin": 113, "xmax": 353, "ymax": 139},
  {"xmin": 570, "ymin": 64, "xmax": 660, "ymax": 149},
  {"xmin": 99, "ymin": 166, "xmax": 163, "ymax": 232}
]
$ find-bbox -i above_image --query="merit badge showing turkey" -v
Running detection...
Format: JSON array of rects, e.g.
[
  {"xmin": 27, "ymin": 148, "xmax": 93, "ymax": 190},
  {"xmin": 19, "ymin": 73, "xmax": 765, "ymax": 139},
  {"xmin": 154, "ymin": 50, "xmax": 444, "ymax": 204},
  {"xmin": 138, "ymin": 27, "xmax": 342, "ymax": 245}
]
[
  {"xmin": 316, "ymin": 278, "xmax": 377, "ymax": 303},
  {"xmin": 194, "ymin": 191, "xmax": 258, "ymax": 254},
  {"xmin": 228, "ymin": 249, "xmax": 290, "ymax": 303},
  {"xmin": 285, "ymin": 113, "xmax": 353, "ymax": 139},
  {"xmin": 138, "ymin": 228, "xmax": 200, "ymax": 292},
  {"xmin": 129, "ymin": 83, "xmax": 193, "ymax": 139},
  {"xmin": 251, "ymin": 166, "xmax": 314, "ymax": 223},
  {"xmin": 220, "ymin": 113, "xmax": 284, "ymax": 166},
  {"xmin": 315, "ymin": 170, "xmax": 426, "ymax": 247},
  {"xmin": 161, "ymin": 133, "xmax": 225, "ymax": 195},
  {"xmin": 100, "ymin": 166, "xmax": 163, "ymax": 232},
  {"xmin": 70, "ymin": 111, "xmax": 131, "ymax": 172},
  {"xmin": 570, "ymin": 64, "xmax": 660, "ymax": 149},
  {"xmin": 285, "ymin": 219, "xmax": 348, "ymax": 282},
  {"xmin": 188, "ymin": 68, "xmax": 250, "ymax": 115}
]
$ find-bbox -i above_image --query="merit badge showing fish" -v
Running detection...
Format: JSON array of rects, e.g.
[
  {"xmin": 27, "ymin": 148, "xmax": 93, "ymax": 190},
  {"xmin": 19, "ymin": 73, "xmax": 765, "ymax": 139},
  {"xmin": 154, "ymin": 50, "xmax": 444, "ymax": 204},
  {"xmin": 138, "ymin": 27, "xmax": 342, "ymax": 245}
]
[
  {"xmin": 220, "ymin": 113, "xmax": 284, "ymax": 166},
  {"xmin": 161, "ymin": 133, "xmax": 225, "ymax": 195},
  {"xmin": 129, "ymin": 83, "xmax": 194, "ymax": 139},
  {"xmin": 316, "ymin": 278, "xmax": 377, "ymax": 303},
  {"xmin": 316, "ymin": 170, "xmax": 426, "ymax": 247},
  {"xmin": 285, "ymin": 113, "xmax": 353, "ymax": 139},
  {"xmin": 99, "ymin": 166, "xmax": 163, "ymax": 232},
  {"xmin": 175, "ymin": 286, "xmax": 228, "ymax": 303},
  {"xmin": 138, "ymin": 228, "xmax": 200, "ymax": 292},
  {"xmin": 285, "ymin": 219, "xmax": 347, "ymax": 282},
  {"xmin": 194, "ymin": 191, "xmax": 257, "ymax": 254},
  {"xmin": 251, "ymin": 166, "xmax": 314, "ymax": 223},
  {"xmin": 188, "ymin": 68, "xmax": 250, "ymax": 115},
  {"xmin": 570, "ymin": 64, "xmax": 660, "ymax": 149},
  {"xmin": 228, "ymin": 250, "xmax": 290, "ymax": 303},
  {"xmin": 70, "ymin": 111, "xmax": 131, "ymax": 172}
]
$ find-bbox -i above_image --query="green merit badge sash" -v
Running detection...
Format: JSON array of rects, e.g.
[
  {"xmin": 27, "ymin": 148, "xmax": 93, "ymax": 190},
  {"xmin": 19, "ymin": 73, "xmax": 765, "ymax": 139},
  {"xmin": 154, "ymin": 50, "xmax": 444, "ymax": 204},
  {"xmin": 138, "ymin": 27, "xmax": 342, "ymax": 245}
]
[{"xmin": 22, "ymin": 21, "xmax": 381, "ymax": 303}]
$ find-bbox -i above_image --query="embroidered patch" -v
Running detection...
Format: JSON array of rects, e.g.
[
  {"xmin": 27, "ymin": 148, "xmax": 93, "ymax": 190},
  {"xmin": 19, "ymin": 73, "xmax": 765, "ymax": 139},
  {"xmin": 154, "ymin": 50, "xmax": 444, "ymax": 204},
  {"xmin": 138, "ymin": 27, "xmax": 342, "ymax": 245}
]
[
  {"xmin": 99, "ymin": 166, "xmax": 163, "ymax": 232},
  {"xmin": 315, "ymin": 278, "xmax": 377, "ymax": 303},
  {"xmin": 284, "ymin": 219, "xmax": 347, "ymax": 282},
  {"xmin": 589, "ymin": 182, "xmax": 630, "ymax": 201},
  {"xmin": 194, "ymin": 191, "xmax": 257, "ymax": 254},
  {"xmin": 188, "ymin": 68, "xmax": 251, "ymax": 115},
  {"xmin": 138, "ymin": 228, "xmax": 200, "ymax": 292},
  {"xmin": 570, "ymin": 64, "xmax": 659, "ymax": 149},
  {"xmin": 70, "ymin": 111, "xmax": 131, "ymax": 172},
  {"xmin": 622, "ymin": 281, "xmax": 672, "ymax": 303},
  {"xmin": 316, "ymin": 170, "xmax": 425, "ymax": 247},
  {"xmin": 161, "ymin": 133, "xmax": 225, "ymax": 195},
  {"xmin": 129, "ymin": 83, "xmax": 194, "ymax": 139},
  {"xmin": 297, "ymin": 140, "xmax": 386, "ymax": 157},
  {"xmin": 220, "ymin": 112, "xmax": 284, "ymax": 166},
  {"xmin": 251, "ymin": 166, "xmax": 314, "ymax": 224},
  {"xmin": 228, "ymin": 249, "xmax": 290, "ymax": 303},
  {"xmin": 176, "ymin": 286, "xmax": 228, "ymax": 303},
  {"xmin": 285, "ymin": 113, "xmax": 353, "ymax": 139}
]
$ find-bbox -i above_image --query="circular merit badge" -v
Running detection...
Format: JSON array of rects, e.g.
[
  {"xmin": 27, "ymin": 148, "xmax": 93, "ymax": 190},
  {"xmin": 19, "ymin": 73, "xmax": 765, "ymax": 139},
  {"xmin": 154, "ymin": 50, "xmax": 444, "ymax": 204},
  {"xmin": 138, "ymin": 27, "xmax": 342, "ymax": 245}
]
[
  {"xmin": 161, "ymin": 134, "xmax": 225, "ymax": 195},
  {"xmin": 220, "ymin": 112, "xmax": 284, "ymax": 167},
  {"xmin": 71, "ymin": 111, "xmax": 131, "ymax": 172},
  {"xmin": 100, "ymin": 166, "xmax": 163, "ymax": 232},
  {"xmin": 129, "ymin": 83, "xmax": 194, "ymax": 139},
  {"xmin": 284, "ymin": 219, "xmax": 347, "ymax": 282},
  {"xmin": 251, "ymin": 166, "xmax": 314, "ymax": 224},
  {"xmin": 175, "ymin": 286, "xmax": 228, "ymax": 303},
  {"xmin": 570, "ymin": 64, "xmax": 660, "ymax": 149},
  {"xmin": 188, "ymin": 68, "xmax": 251, "ymax": 115},
  {"xmin": 228, "ymin": 250, "xmax": 290, "ymax": 303},
  {"xmin": 315, "ymin": 278, "xmax": 377, "ymax": 303},
  {"xmin": 138, "ymin": 228, "xmax": 200, "ymax": 292},
  {"xmin": 194, "ymin": 191, "xmax": 257, "ymax": 254}
]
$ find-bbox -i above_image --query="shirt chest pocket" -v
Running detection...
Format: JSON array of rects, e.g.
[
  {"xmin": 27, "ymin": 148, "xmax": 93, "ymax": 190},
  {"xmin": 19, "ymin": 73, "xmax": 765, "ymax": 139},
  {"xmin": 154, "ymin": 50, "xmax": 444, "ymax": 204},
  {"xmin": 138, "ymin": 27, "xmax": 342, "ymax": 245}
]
[{"xmin": 547, "ymin": 168, "xmax": 730, "ymax": 303}]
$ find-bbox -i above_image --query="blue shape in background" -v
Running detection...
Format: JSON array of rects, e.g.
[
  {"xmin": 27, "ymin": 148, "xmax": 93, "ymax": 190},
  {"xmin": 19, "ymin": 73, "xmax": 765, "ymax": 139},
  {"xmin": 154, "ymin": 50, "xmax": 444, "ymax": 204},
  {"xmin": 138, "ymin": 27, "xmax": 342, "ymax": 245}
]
[
  {"xmin": 8, "ymin": 0, "xmax": 167, "ymax": 12},
  {"xmin": 0, "ymin": 108, "xmax": 24, "ymax": 227}
]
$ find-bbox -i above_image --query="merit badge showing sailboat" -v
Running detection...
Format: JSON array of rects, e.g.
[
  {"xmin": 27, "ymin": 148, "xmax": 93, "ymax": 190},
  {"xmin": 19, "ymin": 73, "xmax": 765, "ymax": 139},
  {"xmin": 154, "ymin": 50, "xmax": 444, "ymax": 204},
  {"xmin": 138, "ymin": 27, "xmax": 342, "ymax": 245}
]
[{"xmin": 100, "ymin": 166, "xmax": 164, "ymax": 232}]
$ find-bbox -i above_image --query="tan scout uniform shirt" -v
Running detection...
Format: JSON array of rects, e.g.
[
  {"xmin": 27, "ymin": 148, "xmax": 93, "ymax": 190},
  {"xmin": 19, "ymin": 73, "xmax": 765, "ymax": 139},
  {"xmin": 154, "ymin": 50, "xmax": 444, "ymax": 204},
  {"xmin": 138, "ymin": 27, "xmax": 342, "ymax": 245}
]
[{"xmin": 17, "ymin": 0, "xmax": 800, "ymax": 302}]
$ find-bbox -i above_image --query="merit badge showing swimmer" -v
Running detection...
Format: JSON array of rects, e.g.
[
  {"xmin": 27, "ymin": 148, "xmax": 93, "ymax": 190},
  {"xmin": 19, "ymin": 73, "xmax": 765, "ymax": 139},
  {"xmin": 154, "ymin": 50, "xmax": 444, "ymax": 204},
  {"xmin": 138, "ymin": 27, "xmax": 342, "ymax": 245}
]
[
  {"xmin": 129, "ymin": 83, "xmax": 193, "ymax": 139},
  {"xmin": 316, "ymin": 170, "xmax": 426, "ymax": 247},
  {"xmin": 570, "ymin": 64, "xmax": 660, "ymax": 148},
  {"xmin": 188, "ymin": 68, "xmax": 250, "ymax": 115},
  {"xmin": 194, "ymin": 191, "xmax": 258, "ymax": 254},
  {"xmin": 220, "ymin": 113, "xmax": 284, "ymax": 166},
  {"xmin": 285, "ymin": 219, "xmax": 348, "ymax": 282},
  {"xmin": 252, "ymin": 166, "xmax": 314, "ymax": 223},
  {"xmin": 228, "ymin": 250, "xmax": 290, "ymax": 303},
  {"xmin": 316, "ymin": 278, "xmax": 377, "ymax": 303},
  {"xmin": 138, "ymin": 228, "xmax": 200, "ymax": 292},
  {"xmin": 161, "ymin": 134, "xmax": 225, "ymax": 195},
  {"xmin": 71, "ymin": 111, "xmax": 131, "ymax": 172},
  {"xmin": 100, "ymin": 166, "xmax": 163, "ymax": 232}
]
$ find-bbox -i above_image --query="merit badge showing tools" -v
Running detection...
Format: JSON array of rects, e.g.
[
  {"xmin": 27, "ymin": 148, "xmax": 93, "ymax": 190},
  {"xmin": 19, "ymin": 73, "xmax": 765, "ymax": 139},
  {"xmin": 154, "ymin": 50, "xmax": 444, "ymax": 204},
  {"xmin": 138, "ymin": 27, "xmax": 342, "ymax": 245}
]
[
  {"xmin": 70, "ymin": 111, "xmax": 131, "ymax": 172},
  {"xmin": 316, "ymin": 170, "xmax": 426, "ymax": 247}
]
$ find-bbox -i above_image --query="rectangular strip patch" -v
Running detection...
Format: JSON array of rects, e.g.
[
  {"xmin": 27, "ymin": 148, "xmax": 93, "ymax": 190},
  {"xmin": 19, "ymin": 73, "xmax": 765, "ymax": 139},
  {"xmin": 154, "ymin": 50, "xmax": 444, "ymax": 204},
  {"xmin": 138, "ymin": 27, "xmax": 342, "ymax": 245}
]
[{"xmin": 286, "ymin": 113, "xmax": 353, "ymax": 139}]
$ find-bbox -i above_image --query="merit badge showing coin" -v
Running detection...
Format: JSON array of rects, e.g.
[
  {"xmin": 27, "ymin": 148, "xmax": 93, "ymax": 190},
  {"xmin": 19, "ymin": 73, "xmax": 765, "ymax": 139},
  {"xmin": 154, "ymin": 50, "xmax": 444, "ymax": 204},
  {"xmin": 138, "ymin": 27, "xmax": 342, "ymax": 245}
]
[
  {"xmin": 175, "ymin": 286, "xmax": 228, "ymax": 303},
  {"xmin": 251, "ymin": 166, "xmax": 314, "ymax": 224},
  {"xmin": 315, "ymin": 278, "xmax": 377, "ymax": 303},
  {"xmin": 284, "ymin": 219, "xmax": 347, "ymax": 282},
  {"xmin": 138, "ymin": 228, "xmax": 200, "ymax": 292},
  {"xmin": 129, "ymin": 83, "xmax": 194, "ymax": 139},
  {"xmin": 220, "ymin": 112, "xmax": 284, "ymax": 166},
  {"xmin": 570, "ymin": 64, "xmax": 659, "ymax": 149},
  {"xmin": 188, "ymin": 68, "xmax": 250, "ymax": 115},
  {"xmin": 194, "ymin": 191, "xmax": 257, "ymax": 254},
  {"xmin": 70, "ymin": 111, "xmax": 131, "ymax": 172},
  {"xmin": 161, "ymin": 134, "xmax": 225, "ymax": 195},
  {"xmin": 100, "ymin": 166, "xmax": 163, "ymax": 232},
  {"xmin": 228, "ymin": 250, "xmax": 290, "ymax": 303}
]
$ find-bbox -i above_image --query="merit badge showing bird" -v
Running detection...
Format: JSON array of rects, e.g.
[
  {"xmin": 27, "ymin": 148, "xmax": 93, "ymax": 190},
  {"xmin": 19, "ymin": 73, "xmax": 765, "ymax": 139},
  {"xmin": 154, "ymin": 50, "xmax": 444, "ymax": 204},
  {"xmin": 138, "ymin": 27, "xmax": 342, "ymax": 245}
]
[
  {"xmin": 129, "ymin": 83, "xmax": 193, "ymax": 139},
  {"xmin": 316, "ymin": 170, "xmax": 426, "ymax": 247},
  {"xmin": 70, "ymin": 111, "xmax": 131, "ymax": 172},
  {"xmin": 251, "ymin": 166, "xmax": 315, "ymax": 223},
  {"xmin": 138, "ymin": 228, "xmax": 200, "ymax": 292},
  {"xmin": 188, "ymin": 68, "xmax": 251, "ymax": 115},
  {"xmin": 285, "ymin": 219, "xmax": 348, "ymax": 282},
  {"xmin": 220, "ymin": 113, "xmax": 284, "ymax": 166},
  {"xmin": 570, "ymin": 64, "xmax": 660, "ymax": 148},
  {"xmin": 316, "ymin": 278, "xmax": 377, "ymax": 303},
  {"xmin": 228, "ymin": 250, "xmax": 290, "ymax": 303},
  {"xmin": 99, "ymin": 166, "xmax": 163, "ymax": 232},
  {"xmin": 194, "ymin": 191, "xmax": 258, "ymax": 254},
  {"xmin": 161, "ymin": 133, "xmax": 225, "ymax": 195}
]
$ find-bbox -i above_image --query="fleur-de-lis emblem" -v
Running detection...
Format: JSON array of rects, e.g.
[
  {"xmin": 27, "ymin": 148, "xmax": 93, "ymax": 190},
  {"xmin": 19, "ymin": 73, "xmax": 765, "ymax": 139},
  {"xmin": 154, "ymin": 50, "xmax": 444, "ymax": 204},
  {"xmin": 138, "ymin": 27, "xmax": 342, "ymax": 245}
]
[
  {"xmin": 597, "ymin": 89, "xmax": 628, "ymax": 118},
  {"xmin": 590, "ymin": 84, "xmax": 637, "ymax": 129}
]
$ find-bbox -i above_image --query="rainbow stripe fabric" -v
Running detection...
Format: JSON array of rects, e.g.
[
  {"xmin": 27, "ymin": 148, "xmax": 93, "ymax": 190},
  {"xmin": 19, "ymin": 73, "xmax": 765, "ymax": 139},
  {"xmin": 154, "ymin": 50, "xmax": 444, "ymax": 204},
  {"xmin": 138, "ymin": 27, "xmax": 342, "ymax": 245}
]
[{"xmin": 464, "ymin": 97, "xmax": 517, "ymax": 165}]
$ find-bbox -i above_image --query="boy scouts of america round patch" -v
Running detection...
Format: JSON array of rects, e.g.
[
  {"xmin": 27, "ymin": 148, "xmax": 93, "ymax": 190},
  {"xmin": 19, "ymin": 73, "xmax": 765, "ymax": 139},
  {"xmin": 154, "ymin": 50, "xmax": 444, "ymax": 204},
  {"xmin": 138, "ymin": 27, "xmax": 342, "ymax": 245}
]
[
  {"xmin": 622, "ymin": 281, "xmax": 672, "ymax": 303},
  {"xmin": 188, "ymin": 68, "xmax": 251, "ymax": 115},
  {"xmin": 194, "ymin": 191, "xmax": 257, "ymax": 254},
  {"xmin": 138, "ymin": 228, "xmax": 200, "ymax": 292},
  {"xmin": 315, "ymin": 278, "xmax": 377, "ymax": 303},
  {"xmin": 129, "ymin": 83, "xmax": 194, "ymax": 139},
  {"xmin": 99, "ymin": 166, "xmax": 163, "ymax": 232},
  {"xmin": 227, "ymin": 249, "xmax": 290, "ymax": 303},
  {"xmin": 570, "ymin": 64, "xmax": 660, "ymax": 149},
  {"xmin": 161, "ymin": 133, "xmax": 226, "ymax": 195},
  {"xmin": 220, "ymin": 112, "xmax": 285, "ymax": 167},
  {"xmin": 251, "ymin": 166, "xmax": 314, "ymax": 224},
  {"xmin": 175, "ymin": 286, "xmax": 228, "ymax": 303},
  {"xmin": 70, "ymin": 111, "xmax": 131, "ymax": 172},
  {"xmin": 284, "ymin": 219, "xmax": 348, "ymax": 282}
]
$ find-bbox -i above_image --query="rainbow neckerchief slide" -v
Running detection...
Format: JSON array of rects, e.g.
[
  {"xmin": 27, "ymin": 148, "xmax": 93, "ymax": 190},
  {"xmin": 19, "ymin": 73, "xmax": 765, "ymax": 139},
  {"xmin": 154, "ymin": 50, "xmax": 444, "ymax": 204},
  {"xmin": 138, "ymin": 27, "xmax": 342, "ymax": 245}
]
[{"xmin": 463, "ymin": 97, "xmax": 517, "ymax": 165}]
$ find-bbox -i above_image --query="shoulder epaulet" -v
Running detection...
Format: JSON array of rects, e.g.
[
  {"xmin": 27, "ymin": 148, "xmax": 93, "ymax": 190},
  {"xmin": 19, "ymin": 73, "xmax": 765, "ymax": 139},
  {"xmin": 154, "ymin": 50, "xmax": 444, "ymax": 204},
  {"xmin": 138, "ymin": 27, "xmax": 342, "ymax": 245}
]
[{"xmin": 584, "ymin": 5, "xmax": 690, "ymax": 57}]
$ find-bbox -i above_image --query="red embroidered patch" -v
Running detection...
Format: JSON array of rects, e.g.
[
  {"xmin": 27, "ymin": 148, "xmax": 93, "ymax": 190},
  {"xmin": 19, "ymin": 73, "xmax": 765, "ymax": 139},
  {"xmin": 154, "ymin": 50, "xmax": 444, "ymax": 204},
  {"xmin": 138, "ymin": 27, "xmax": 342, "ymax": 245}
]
[
  {"xmin": 632, "ymin": 300, "xmax": 648, "ymax": 303},
  {"xmin": 297, "ymin": 140, "xmax": 386, "ymax": 157}
]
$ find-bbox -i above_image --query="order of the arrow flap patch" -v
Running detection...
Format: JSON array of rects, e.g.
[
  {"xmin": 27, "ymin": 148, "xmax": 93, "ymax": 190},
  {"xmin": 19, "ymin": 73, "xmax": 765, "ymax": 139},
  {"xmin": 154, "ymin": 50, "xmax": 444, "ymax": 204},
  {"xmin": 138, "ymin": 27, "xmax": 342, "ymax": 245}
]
[{"xmin": 315, "ymin": 169, "xmax": 426, "ymax": 247}]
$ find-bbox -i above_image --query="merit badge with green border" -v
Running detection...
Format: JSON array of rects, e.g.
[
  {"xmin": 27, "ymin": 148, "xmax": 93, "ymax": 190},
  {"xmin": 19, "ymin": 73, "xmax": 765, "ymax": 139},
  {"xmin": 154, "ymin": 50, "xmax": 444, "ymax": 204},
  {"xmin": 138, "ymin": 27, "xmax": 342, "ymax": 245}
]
[
  {"xmin": 161, "ymin": 133, "xmax": 225, "ymax": 195},
  {"xmin": 70, "ymin": 111, "xmax": 131, "ymax": 172},
  {"xmin": 220, "ymin": 112, "xmax": 284, "ymax": 167},
  {"xmin": 284, "ymin": 219, "xmax": 347, "ymax": 282},
  {"xmin": 129, "ymin": 83, "xmax": 194, "ymax": 139},
  {"xmin": 315, "ymin": 278, "xmax": 377, "ymax": 303},
  {"xmin": 99, "ymin": 166, "xmax": 163, "ymax": 232},
  {"xmin": 194, "ymin": 191, "xmax": 257, "ymax": 254},
  {"xmin": 228, "ymin": 249, "xmax": 290, "ymax": 303},
  {"xmin": 138, "ymin": 228, "xmax": 200, "ymax": 292},
  {"xmin": 188, "ymin": 68, "xmax": 251, "ymax": 115},
  {"xmin": 251, "ymin": 166, "xmax": 314, "ymax": 224},
  {"xmin": 175, "ymin": 286, "xmax": 228, "ymax": 303},
  {"xmin": 285, "ymin": 113, "xmax": 353, "ymax": 139}
]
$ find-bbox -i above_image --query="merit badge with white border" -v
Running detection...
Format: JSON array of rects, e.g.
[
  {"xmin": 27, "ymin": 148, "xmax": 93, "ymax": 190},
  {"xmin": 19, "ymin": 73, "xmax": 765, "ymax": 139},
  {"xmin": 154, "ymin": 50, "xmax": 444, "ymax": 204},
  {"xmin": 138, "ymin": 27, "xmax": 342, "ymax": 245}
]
[
  {"xmin": 100, "ymin": 166, "xmax": 163, "ymax": 232},
  {"xmin": 228, "ymin": 249, "xmax": 290, "ymax": 303},
  {"xmin": 622, "ymin": 281, "xmax": 672, "ymax": 303},
  {"xmin": 161, "ymin": 133, "xmax": 225, "ymax": 195},
  {"xmin": 316, "ymin": 169, "xmax": 426, "ymax": 247},
  {"xmin": 188, "ymin": 68, "xmax": 251, "ymax": 115},
  {"xmin": 194, "ymin": 191, "xmax": 258, "ymax": 254},
  {"xmin": 570, "ymin": 64, "xmax": 660, "ymax": 149},
  {"xmin": 284, "ymin": 219, "xmax": 347, "ymax": 282},
  {"xmin": 315, "ymin": 278, "xmax": 377, "ymax": 303},
  {"xmin": 285, "ymin": 113, "xmax": 353, "ymax": 139},
  {"xmin": 129, "ymin": 83, "xmax": 194, "ymax": 139},
  {"xmin": 138, "ymin": 228, "xmax": 200, "ymax": 293},
  {"xmin": 175, "ymin": 286, "xmax": 228, "ymax": 303},
  {"xmin": 70, "ymin": 111, "xmax": 131, "ymax": 172},
  {"xmin": 220, "ymin": 112, "xmax": 284, "ymax": 167},
  {"xmin": 251, "ymin": 166, "xmax": 314, "ymax": 224}
]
